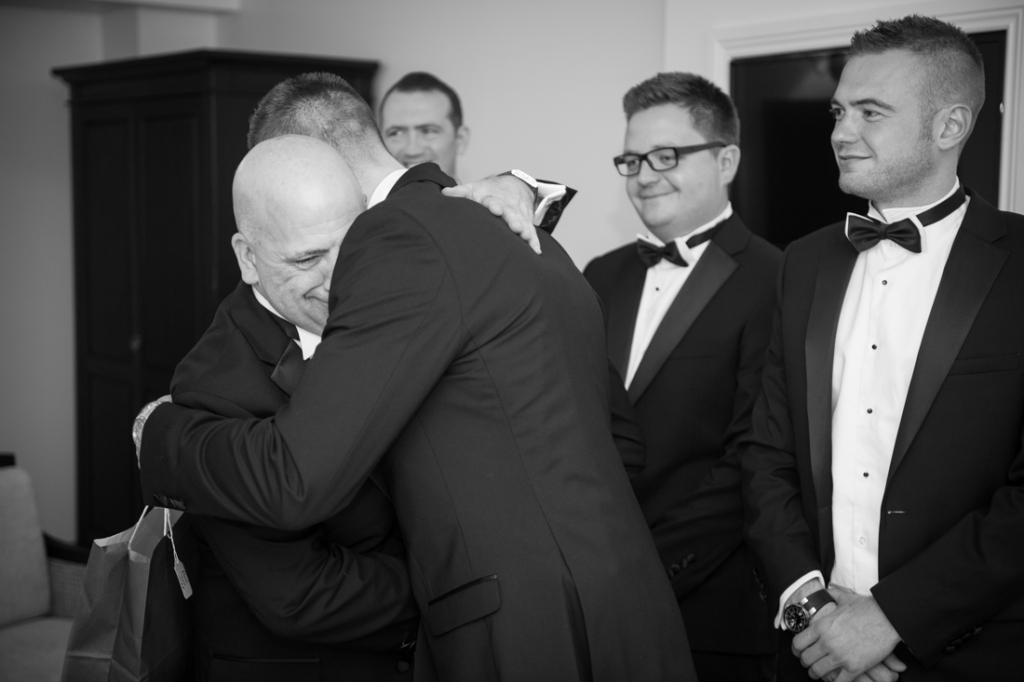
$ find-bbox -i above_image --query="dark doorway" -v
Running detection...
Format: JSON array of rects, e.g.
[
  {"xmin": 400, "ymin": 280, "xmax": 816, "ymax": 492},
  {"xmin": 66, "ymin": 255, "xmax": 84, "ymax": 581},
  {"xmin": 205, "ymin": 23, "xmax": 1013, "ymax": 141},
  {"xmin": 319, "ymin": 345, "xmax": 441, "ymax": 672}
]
[{"xmin": 730, "ymin": 31, "xmax": 1006, "ymax": 247}]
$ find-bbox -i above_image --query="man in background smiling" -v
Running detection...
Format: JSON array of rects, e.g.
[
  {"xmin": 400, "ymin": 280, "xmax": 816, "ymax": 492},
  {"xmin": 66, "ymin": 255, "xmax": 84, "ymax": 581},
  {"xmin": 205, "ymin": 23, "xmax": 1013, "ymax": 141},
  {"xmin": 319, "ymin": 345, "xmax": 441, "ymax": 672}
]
[
  {"xmin": 380, "ymin": 71, "xmax": 469, "ymax": 180},
  {"xmin": 585, "ymin": 72, "xmax": 781, "ymax": 682}
]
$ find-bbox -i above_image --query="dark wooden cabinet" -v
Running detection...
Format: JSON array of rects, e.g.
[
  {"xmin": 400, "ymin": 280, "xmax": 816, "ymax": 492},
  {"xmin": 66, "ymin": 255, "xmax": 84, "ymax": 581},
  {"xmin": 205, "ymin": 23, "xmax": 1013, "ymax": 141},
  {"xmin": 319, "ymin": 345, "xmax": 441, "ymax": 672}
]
[{"xmin": 54, "ymin": 50, "xmax": 378, "ymax": 544}]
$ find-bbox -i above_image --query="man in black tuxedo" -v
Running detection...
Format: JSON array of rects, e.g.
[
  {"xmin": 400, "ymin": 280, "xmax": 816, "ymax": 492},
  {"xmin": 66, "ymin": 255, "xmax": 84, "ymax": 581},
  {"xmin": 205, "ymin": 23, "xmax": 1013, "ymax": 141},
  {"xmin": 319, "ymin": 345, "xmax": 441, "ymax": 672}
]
[
  {"xmin": 742, "ymin": 15, "xmax": 1024, "ymax": 682},
  {"xmin": 585, "ymin": 72, "xmax": 781, "ymax": 681},
  {"xmin": 137, "ymin": 74, "xmax": 695, "ymax": 682},
  {"xmin": 170, "ymin": 145, "xmax": 418, "ymax": 681}
]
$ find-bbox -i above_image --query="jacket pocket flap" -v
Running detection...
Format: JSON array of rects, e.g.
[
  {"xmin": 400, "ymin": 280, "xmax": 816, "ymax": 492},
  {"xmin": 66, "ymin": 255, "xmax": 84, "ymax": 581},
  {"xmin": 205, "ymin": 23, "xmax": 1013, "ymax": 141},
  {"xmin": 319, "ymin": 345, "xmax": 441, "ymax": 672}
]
[{"xmin": 427, "ymin": 574, "xmax": 500, "ymax": 636}]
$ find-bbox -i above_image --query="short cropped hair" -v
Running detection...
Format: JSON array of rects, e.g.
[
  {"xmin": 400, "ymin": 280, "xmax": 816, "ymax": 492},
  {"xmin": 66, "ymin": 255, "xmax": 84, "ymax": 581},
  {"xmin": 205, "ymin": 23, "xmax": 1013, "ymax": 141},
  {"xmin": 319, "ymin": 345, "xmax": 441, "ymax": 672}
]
[
  {"xmin": 381, "ymin": 72, "xmax": 464, "ymax": 129},
  {"xmin": 623, "ymin": 72, "xmax": 740, "ymax": 147},
  {"xmin": 850, "ymin": 15, "xmax": 985, "ymax": 133},
  {"xmin": 247, "ymin": 72, "xmax": 384, "ymax": 160}
]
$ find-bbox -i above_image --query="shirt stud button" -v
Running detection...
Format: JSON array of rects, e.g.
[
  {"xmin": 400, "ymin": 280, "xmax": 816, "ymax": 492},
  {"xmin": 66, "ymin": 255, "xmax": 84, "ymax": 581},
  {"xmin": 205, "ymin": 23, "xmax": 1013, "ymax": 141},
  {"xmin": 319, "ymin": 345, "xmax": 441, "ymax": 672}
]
[
  {"xmin": 882, "ymin": 280, "xmax": 888, "ymax": 285},
  {"xmin": 867, "ymin": 408, "xmax": 873, "ymax": 414}
]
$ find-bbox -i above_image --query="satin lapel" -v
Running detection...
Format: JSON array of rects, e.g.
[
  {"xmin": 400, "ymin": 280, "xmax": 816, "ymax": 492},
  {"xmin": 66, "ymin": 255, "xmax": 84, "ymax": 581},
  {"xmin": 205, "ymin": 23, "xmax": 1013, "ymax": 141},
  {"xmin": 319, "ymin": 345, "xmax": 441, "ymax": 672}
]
[
  {"xmin": 804, "ymin": 230, "xmax": 858, "ymax": 560},
  {"xmin": 886, "ymin": 199, "xmax": 1008, "ymax": 485},
  {"xmin": 627, "ymin": 241, "xmax": 737, "ymax": 404},
  {"xmin": 606, "ymin": 253, "xmax": 646, "ymax": 380}
]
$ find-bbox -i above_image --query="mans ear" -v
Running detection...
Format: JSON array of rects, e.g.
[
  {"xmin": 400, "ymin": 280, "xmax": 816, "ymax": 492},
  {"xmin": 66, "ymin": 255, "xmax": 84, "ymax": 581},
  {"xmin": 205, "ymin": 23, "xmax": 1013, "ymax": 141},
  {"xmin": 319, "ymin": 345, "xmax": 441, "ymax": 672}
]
[
  {"xmin": 718, "ymin": 144, "xmax": 741, "ymax": 186},
  {"xmin": 456, "ymin": 125, "xmax": 471, "ymax": 155},
  {"xmin": 231, "ymin": 233, "xmax": 260, "ymax": 286},
  {"xmin": 935, "ymin": 104, "xmax": 973, "ymax": 152}
]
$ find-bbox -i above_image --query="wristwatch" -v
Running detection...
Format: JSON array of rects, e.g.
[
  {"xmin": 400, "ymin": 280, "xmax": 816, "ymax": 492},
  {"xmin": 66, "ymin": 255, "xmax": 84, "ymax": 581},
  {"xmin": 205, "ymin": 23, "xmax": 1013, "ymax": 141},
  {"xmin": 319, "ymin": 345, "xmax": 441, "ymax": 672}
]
[
  {"xmin": 784, "ymin": 589, "xmax": 836, "ymax": 633},
  {"xmin": 132, "ymin": 395, "xmax": 173, "ymax": 465},
  {"xmin": 500, "ymin": 169, "xmax": 540, "ymax": 202}
]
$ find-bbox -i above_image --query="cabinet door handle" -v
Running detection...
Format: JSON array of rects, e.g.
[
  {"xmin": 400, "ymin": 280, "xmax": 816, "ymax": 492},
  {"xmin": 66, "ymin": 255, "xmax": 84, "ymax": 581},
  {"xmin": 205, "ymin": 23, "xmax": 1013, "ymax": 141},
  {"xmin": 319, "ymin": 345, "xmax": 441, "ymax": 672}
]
[{"xmin": 129, "ymin": 333, "xmax": 142, "ymax": 353}]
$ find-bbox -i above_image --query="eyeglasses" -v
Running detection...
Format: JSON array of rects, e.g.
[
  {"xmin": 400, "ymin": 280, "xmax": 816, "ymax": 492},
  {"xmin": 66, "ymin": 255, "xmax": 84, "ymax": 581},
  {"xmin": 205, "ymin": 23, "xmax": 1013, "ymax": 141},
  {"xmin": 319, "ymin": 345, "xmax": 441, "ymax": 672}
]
[{"xmin": 613, "ymin": 142, "xmax": 727, "ymax": 176}]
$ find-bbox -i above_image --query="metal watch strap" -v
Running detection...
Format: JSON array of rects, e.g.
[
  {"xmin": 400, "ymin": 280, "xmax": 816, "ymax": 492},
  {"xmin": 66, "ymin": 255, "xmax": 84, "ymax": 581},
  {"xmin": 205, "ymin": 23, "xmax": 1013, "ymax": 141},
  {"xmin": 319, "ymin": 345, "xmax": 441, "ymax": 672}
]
[{"xmin": 500, "ymin": 169, "xmax": 539, "ymax": 202}]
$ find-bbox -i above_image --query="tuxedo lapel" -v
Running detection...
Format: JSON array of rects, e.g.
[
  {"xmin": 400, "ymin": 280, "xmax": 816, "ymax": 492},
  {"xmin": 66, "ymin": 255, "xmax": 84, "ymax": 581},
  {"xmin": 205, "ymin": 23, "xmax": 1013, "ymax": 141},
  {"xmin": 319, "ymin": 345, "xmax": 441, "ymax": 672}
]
[
  {"xmin": 627, "ymin": 237, "xmax": 738, "ymax": 404},
  {"xmin": 804, "ymin": 228, "xmax": 858, "ymax": 561},
  {"xmin": 887, "ymin": 191, "xmax": 1008, "ymax": 484},
  {"xmin": 605, "ymin": 253, "xmax": 646, "ymax": 380},
  {"xmin": 229, "ymin": 285, "xmax": 306, "ymax": 396}
]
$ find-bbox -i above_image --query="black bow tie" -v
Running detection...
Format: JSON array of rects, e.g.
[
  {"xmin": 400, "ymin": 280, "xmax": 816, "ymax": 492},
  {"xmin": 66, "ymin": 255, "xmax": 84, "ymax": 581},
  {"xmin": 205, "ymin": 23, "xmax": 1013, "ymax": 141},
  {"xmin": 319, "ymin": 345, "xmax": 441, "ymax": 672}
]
[
  {"xmin": 845, "ymin": 186, "xmax": 966, "ymax": 254},
  {"xmin": 637, "ymin": 223, "xmax": 722, "ymax": 268},
  {"xmin": 270, "ymin": 319, "xmax": 306, "ymax": 395}
]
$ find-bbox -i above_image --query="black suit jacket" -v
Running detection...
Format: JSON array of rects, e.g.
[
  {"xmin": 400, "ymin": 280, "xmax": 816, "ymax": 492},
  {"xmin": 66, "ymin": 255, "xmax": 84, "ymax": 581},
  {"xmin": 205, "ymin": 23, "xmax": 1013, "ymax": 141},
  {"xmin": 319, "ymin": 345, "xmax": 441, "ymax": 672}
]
[
  {"xmin": 141, "ymin": 163, "xmax": 696, "ymax": 682},
  {"xmin": 742, "ymin": 189, "xmax": 1024, "ymax": 679},
  {"xmin": 585, "ymin": 214, "xmax": 781, "ymax": 655},
  {"xmin": 171, "ymin": 282, "xmax": 417, "ymax": 682}
]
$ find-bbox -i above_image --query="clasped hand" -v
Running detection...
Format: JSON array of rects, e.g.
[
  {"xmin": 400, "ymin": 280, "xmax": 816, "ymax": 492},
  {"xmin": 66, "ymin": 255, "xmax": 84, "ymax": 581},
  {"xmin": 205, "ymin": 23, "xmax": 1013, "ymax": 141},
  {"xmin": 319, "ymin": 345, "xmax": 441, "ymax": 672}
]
[
  {"xmin": 442, "ymin": 175, "xmax": 541, "ymax": 254},
  {"xmin": 792, "ymin": 585, "xmax": 905, "ymax": 682}
]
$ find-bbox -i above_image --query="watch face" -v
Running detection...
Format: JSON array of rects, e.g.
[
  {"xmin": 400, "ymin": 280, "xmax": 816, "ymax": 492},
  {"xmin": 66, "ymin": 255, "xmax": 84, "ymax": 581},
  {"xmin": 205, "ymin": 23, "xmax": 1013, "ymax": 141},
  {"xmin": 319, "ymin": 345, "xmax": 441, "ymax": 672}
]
[{"xmin": 784, "ymin": 604, "xmax": 810, "ymax": 633}]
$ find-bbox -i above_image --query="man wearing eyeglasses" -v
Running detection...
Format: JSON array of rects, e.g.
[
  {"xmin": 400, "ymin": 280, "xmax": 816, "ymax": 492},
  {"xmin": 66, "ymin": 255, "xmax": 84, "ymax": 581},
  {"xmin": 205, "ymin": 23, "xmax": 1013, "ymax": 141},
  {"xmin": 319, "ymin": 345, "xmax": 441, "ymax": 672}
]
[{"xmin": 584, "ymin": 72, "xmax": 781, "ymax": 682}]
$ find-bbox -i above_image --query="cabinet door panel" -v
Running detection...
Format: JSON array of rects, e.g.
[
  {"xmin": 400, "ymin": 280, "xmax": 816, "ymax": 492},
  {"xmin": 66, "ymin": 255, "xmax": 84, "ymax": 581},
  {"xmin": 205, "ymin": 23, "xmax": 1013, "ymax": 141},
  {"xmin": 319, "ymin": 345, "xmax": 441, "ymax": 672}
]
[
  {"xmin": 81, "ymin": 118, "xmax": 134, "ymax": 363},
  {"xmin": 138, "ymin": 103, "xmax": 204, "ymax": 377}
]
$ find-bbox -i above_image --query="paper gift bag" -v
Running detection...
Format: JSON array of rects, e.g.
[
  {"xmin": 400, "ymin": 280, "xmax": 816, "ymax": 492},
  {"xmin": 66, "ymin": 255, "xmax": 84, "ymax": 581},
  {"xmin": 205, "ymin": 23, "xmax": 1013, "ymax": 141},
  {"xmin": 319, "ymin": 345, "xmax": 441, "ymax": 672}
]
[{"xmin": 62, "ymin": 507, "xmax": 194, "ymax": 682}]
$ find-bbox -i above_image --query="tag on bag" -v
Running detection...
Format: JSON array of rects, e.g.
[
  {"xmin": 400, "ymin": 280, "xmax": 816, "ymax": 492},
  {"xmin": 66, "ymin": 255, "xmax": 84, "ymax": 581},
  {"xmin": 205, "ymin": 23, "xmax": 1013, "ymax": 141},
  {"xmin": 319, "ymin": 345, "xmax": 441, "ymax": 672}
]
[
  {"xmin": 173, "ymin": 556, "xmax": 192, "ymax": 598},
  {"xmin": 164, "ymin": 508, "xmax": 193, "ymax": 599}
]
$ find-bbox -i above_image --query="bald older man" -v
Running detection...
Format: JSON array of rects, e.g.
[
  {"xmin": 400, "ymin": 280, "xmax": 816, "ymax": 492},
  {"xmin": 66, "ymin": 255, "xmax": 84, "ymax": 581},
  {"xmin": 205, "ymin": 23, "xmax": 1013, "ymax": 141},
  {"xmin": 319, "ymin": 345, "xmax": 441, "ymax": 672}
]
[{"xmin": 168, "ymin": 137, "xmax": 418, "ymax": 682}]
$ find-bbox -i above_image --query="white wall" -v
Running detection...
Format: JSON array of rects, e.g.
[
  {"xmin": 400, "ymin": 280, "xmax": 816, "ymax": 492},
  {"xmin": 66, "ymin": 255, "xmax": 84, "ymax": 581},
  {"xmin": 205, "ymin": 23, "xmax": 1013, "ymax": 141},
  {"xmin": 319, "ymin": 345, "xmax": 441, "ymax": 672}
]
[
  {"xmin": 0, "ymin": 3, "xmax": 103, "ymax": 542},
  {"xmin": 103, "ymin": 5, "xmax": 218, "ymax": 59}
]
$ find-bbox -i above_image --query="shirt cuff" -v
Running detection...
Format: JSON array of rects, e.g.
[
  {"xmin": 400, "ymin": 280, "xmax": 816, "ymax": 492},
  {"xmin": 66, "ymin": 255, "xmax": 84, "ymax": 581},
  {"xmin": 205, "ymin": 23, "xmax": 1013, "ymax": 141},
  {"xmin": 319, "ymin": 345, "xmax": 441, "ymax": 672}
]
[
  {"xmin": 776, "ymin": 570, "xmax": 825, "ymax": 629},
  {"xmin": 533, "ymin": 181, "xmax": 567, "ymax": 226}
]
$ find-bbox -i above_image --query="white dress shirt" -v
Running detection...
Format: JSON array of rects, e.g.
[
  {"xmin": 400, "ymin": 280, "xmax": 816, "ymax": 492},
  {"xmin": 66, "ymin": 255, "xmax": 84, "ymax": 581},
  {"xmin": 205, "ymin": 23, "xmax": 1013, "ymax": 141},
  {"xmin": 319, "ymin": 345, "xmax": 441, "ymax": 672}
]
[
  {"xmin": 625, "ymin": 204, "xmax": 733, "ymax": 388},
  {"xmin": 775, "ymin": 179, "xmax": 969, "ymax": 627},
  {"xmin": 534, "ymin": 180, "xmax": 568, "ymax": 225},
  {"xmin": 831, "ymin": 180, "xmax": 967, "ymax": 594},
  {"xmin": 368, "ymin": 168, "xmax": 408, "ymax": 209}
]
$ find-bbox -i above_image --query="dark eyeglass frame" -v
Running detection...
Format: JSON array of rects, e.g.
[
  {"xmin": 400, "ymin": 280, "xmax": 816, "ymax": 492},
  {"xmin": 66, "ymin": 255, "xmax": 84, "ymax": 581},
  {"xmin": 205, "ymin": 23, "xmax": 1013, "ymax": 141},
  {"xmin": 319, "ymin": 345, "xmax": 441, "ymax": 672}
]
[{"xmin": 613, "ymin": 142, "xmax": 727, "ymax": 176}]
